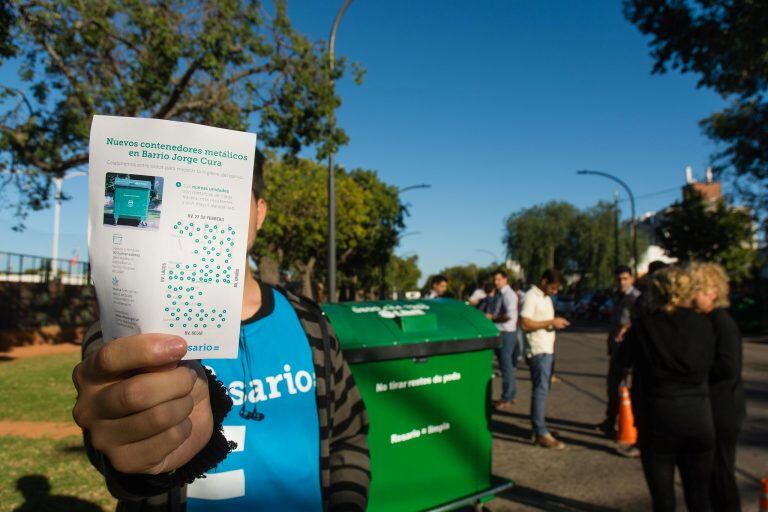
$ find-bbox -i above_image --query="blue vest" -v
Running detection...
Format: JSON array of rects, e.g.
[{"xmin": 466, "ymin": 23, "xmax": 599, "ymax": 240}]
[{"xmin": 187, "ymin": 283, "xmax": 322, "ymax": 512}]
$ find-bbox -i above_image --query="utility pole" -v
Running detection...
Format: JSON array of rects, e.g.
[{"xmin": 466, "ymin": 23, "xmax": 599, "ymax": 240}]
[
  {"xmin": 327, "ymin": 0, "xmax": 353, "ymax": 303},
  {"xmin": 51, "ymin": 171, "xmax": 87, "ymax": 277},
  {"xmin": 613, "ymin": 191, "xmax": 620, "ymax": 271}
]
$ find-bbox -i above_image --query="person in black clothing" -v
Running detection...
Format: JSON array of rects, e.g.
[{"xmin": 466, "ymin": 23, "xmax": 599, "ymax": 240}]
[
  {"xmin": 617, "ymin": 266, "xmax": 716, "ymax": 512},
  {"xmin": 691, "ymin": 262, "xmax": 746, "ymax": 511}
]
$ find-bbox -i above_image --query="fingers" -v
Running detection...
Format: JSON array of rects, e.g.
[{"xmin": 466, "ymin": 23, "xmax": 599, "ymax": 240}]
[
  {"xmin": 94, "ymin": 366, "xmax": 197, "ymax": 418},
  {"xmin": 106, "ymin": 418, "xmax": 194, "ymax": 475},
  {"xmin": 90, "ymin": 395, "xmax": 195, "ymax": 447},
  {"xmin": 78, "ymin": 334, "xmax": 187, "ymax": 383}
]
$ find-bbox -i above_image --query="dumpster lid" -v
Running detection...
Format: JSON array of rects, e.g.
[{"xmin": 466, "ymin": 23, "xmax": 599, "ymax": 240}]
[
  {"xmin": 321, "ymin": 299, "xmax": 500, "ymax": 362},
  {"xmin": 114, "ymin": 178, "xmax": 152, "ymax": 189}
]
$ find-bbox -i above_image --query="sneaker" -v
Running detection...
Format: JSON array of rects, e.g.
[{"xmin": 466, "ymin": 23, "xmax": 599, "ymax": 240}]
[
  {"xmin": 617, "ymin": 444, "xmax": 640, "ymax": 458},
  {"xmin": 493, "ymin": 399, "xmax": 515, "ymax": 411},
  {"xmin": 533, "ymin": 433, "xmax": 566, "ymax": 449}
]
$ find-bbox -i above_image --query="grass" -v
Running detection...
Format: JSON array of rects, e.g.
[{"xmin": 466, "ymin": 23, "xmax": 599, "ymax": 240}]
[
  {"xmin": 0, "ymin": 352, "xmax": 79, "ymax": 422},
  {"xmin": 0, "ymin": 352, "xmax": 115, "ymax": 511},
  {"xmin": 0, "ymin": 436, "xmax": 115, "ymax": 511}
]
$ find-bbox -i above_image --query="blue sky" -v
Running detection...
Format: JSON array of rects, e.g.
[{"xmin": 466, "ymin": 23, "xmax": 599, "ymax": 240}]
[{"xmin": 0, "ymin": 0, "xmax": 725, "ymax": 281}]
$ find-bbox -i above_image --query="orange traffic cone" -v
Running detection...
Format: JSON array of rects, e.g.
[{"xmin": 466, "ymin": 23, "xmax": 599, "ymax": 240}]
[
  {"xmin": 760, "ymin": 477, "xmax": 768, "ymax": 512},
  {"xmin": 616, "ymin": 386, "xmax": 637, "ymax": 446}
]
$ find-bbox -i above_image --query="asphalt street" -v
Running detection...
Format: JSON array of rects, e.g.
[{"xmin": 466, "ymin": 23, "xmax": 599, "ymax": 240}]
[{"xmin": 478, "ymin": 322, "xmax": 768, "ymax": 512}]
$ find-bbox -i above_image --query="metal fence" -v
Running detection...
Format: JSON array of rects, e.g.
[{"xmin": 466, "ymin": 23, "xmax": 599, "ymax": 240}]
[{"xmin": 0, "ymin": 251, "xmax": 91, "ymax": 286}]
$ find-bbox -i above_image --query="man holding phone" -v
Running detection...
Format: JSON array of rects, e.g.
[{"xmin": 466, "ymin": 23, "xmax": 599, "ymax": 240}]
[{"xmin": 519, "ymin": 268, "xmax": 570, "ymax": 450}]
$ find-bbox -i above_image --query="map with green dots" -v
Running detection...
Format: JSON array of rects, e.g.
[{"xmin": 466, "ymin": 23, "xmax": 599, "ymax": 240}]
[{"xmin": 163, "ymin": 219, "xmax": 238, "ymax": 331}]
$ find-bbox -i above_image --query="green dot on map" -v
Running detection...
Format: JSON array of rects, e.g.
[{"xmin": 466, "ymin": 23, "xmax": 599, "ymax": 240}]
[
  {"xmin": 175, "ymin": 182, "xmax": 181, "ymax": 187},
  {"xmin": 164, "ymin": 307, "xmax": 169, "ymax": 312},
  {"xmin": 217, "ymin": 324, "xmax": 221, "ymax": 328},
  {"xmin": 169, "ymin": 323, "xmax": 174, "ymax": 327},
  {"xmin": 166, "ymin": 294, "xmax": 171, "ymax": 298}
]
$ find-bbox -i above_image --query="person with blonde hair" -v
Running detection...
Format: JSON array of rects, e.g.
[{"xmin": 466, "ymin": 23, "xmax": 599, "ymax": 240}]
[
  {"xmin": 691, "ymin": 262, "xmax": 745, "ymax": 512},
  {"xmin": 616, "ymin": 266, "xmax": 716, "ymax": 511}
]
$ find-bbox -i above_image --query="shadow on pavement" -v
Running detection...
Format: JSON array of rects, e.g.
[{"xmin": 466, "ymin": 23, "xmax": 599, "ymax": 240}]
[
  {"xmin": 491, "ymin": 415, "xmax": 620, "ymax": 456},
  {"xmin": 553, "ymin": 370, "xmax": 605, "ymax": 379},
  {"xmin": 496, "ymin": 483, "xmax": 621, "ymax": 512},
  {"xmin": 12, "ymin": 475, "xmax": 102, "ymax": 512}
]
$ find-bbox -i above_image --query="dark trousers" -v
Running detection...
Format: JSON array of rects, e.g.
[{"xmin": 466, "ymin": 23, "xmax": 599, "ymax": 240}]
[
  {"xmin": 639, "ymin": 445, "xmax": 713, "ymax": 512},
  {"xmin": 710, "ymin": 428, "xmax": 741, "ymax": 512},
  {"xmin": 604, "ymin": 348, "xmax": 624, "ymax": 425},
  {"xmin": 496, "ymin": 331, "xmax": 519, "ymax": 402},
  {"xmin": 636, "ymin": 394, "xmax": 715, "ymax": 512}
]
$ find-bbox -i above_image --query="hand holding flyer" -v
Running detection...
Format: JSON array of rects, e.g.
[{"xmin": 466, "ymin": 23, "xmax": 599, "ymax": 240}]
[{"xmin": 88, "ymin": 116, "xmax": 255, "ymax": 359}]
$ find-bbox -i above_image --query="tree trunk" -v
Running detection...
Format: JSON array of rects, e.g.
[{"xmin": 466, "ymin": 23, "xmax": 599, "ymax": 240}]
[
  {"xmin": 295, "ymin": 257, "xmax": 316, "ymax": 300},
  {"xmin": 258, "ymin": 255, "xmax": 280, "ymax": 285}
]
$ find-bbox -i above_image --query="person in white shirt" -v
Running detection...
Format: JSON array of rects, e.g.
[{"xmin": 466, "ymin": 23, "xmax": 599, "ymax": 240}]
[
  {"xmin": 487, "ymin": 270, "xmax": 519, "ymax": 410},
  {"xmin": 519, "ymin": 269, "xmax": 570, "ymax": 449}
]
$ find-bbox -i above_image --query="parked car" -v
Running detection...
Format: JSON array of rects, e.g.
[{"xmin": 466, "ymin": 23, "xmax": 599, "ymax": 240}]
[{"xmin": 554, "ymin": 294, "xmax": 575, "ymax": 316}]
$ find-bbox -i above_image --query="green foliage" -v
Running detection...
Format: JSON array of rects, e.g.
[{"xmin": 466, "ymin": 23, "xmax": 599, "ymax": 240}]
[
  {"xmin": 657, "ymin": 191, "xmax": 757, "ymax": 282},
  {"xmin": 385, "ymin": 254, "xmax": 421, "ymax": 295},
  {"xmin": 432, "ymin": 263, "xmax": 502, "ymax": 300},
  {"xmin": 0, "ymin": 1, "xmax": 361, "ymax": 224},
  {"xmin": 253, "ymin": 158, "xmax": 405, "ymax": 298},
  {"xmin": 624, "ymin": 0, "xmax": 768, "ymax": 221},
  {"xmin": 504, "ymin": 201, "xmax": 578, "ymax": 283},
  {"xmin": 504, "ymin": 200, "xmax": 647, "ymax": 289}
]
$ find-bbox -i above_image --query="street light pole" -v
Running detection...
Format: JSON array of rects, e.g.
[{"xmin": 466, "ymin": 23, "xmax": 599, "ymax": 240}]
[
  {"xmin": 577, "ymin": 170, "xmax": 638, "ymax": 276},
  {"xmin": 327, "ymin": 0, "xmax": 353, "ymax": 303},
  {"xmin": 51, "ymin": 171, "xmax": 87, "ymax": 276},
  {"xmin": 397, "ymin": 183, "xmax": 431, "ymax": 194},
  {"xmin": 476, "ymin": 249, "xmax": 500, "ymax": 265}
]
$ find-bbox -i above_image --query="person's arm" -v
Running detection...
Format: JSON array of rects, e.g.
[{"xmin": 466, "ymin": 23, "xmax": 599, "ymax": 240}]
[
  {"xmin": 76, "ymin": 323, "xmax": 234, "ymax": 501},
  {"xmin": 519, "ymin": 316, "xmax": 569, "ymax": 331},
  {"xmin": 614, "ymin": 323, "xmax": 637, "ymax": 370},
  {"xmin": 490, "ymin": 291, "xmax": 514, "ymax": 324},
  {"xmin": 326, "ymin": 321, "xmax": 371, "ymax": 512},
  {"xmin": 710, "ymin": 310, "xmax": 741, "ymax": 383},
  {"xmin": 519, "ymin": 293, "xmax": 569, "ymax": 332}
]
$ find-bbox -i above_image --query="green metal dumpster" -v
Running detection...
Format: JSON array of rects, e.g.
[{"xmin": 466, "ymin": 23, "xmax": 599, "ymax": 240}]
[
  {"xmin": 112, "ymin": 178, "xmax": 151, "ymax": 225},
  {"xmin": 321, "ymin": 299, "xmax": 513, "ymax": 512}
]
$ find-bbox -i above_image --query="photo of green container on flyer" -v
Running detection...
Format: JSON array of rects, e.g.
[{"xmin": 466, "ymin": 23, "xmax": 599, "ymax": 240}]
[
  {"xmin": 102, "ymin": 173, "xmax": 164, "ymax": 230},
  {"xmin": 322, "ymin": 298, "xmax": 514, "ymax": 512}
]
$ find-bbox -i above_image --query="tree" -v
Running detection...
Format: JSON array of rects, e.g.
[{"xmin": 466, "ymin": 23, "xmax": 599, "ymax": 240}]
[
  {"xmin": 253, "ymin": 158, "xmax": 405, "ymax": 299},
  {"xmin": 338, "ymin": 169, "xmax": 406, "ymax": 300},
  {"xmin": 657, "ymin": 191, "xmax": 756, "ymax": 282},
  {"xmin": 504, "ymin": 201, "xmax": 578, "ymax": 283},
  {"xmin": 624, "ymin": 0, "xmax": 768, "ymax": 222},
  {"xmin": 0, "ymin": 0, "xmax": 363, "ymax": 224},
  {"xmin": 431, "ymin": 263, "xmax": 501, "ymax": 301},
  {"xmin": 504, "ymin": 200, "xmax": 647, "ymax": 289},
  {"xmin": 385, "ymin": 255, "xmax": 421, "ymax": 298}
]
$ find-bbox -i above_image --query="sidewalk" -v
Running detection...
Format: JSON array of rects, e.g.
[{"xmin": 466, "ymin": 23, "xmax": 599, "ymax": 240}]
[{"xmin": 484, "ymin": 322, "xmax": 768, "ymax": 511}]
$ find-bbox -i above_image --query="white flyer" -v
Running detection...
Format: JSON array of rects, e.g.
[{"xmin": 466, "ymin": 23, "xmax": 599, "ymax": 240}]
[{"xmin": 87, "ymin": 115, "xmax": 255, "ymax": 359}]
